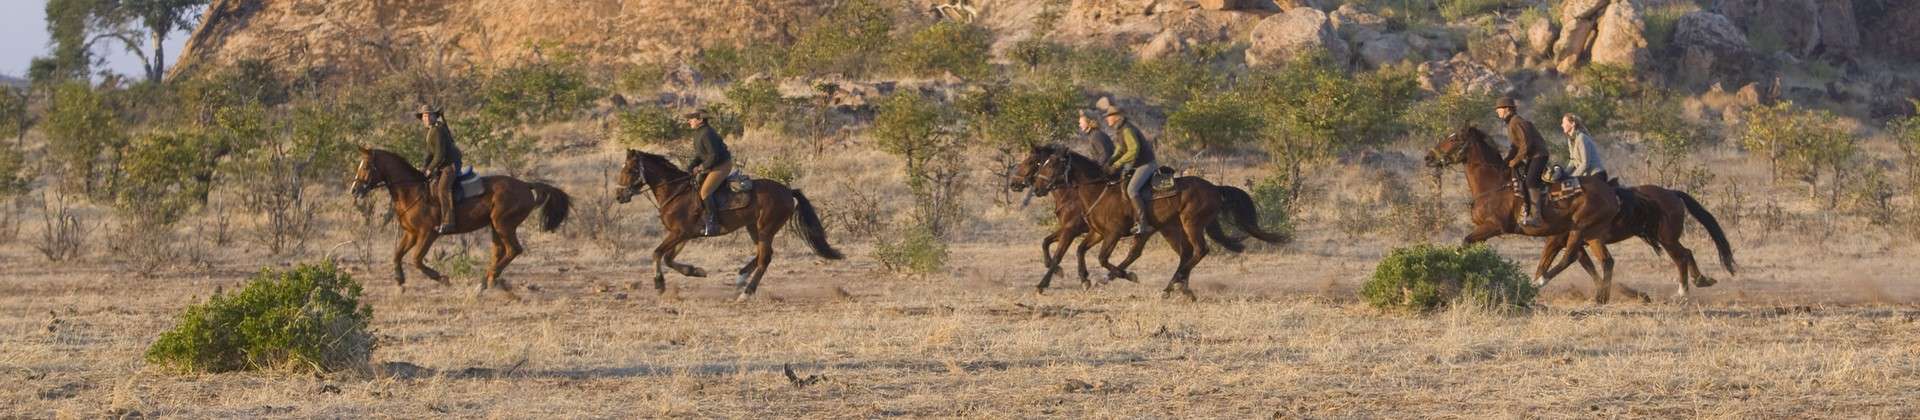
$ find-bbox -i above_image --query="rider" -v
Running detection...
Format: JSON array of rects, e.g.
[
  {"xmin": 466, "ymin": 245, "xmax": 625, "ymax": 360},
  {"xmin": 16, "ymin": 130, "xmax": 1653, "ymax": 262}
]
[
  {"xmin": 1560, "ymin": 113, "xmax": 1607, "ymax": 181},
  {"xmin": 1078, "ymin": 110, "xmax": 1114, "ymax": 163},
  {"xmin": 417, "ymin": 105, "xmax": 462, "ymax": 234},
  {"xmin": 1103, "ymin": 105, "xmax": 1158, "ymax": 236},
  {"xmin": 1496, "ymin": 96, "xmax": 1550, "ymax": 228},
  {"xmin": 683, "ymin": 109, "xmax": 733, "ymax": 236}
]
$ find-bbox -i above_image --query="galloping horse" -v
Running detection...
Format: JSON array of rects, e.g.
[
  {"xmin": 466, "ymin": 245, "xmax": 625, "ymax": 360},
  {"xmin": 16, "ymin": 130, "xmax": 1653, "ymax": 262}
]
[
  {"xmin": 1010, "ymin": 145, "xmax": 1285, "ymax": 291},
  {"xmin": 1538, "ymin": 185, "xmax": 1736, "ymax": 300},
  {"xmin": 1424, "ymin": 126, "xmax": 1625, "ymax": 304},
  {"xmin": 615, "ymin": 150, "xmax": 842, "ymax": 301},
  {"xmin": 1022, "ymin": 145, "xmax": 1285, "ymax": 299},
  {"xmin": 350, "ymin": 147, "xmax": 572, "ymax": 295}
]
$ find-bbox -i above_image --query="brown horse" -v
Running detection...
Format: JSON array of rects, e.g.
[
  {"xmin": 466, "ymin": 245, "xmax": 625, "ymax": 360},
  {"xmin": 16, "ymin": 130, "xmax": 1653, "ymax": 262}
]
[
  {"xmin": 1009, "ymin": 145, "xmax": 1285, "ymax": 290},
  {"xmin": 615, "ymin": 150, "xmax": 842, "ymax": 301},
  {"xmin": 350, "ymin": 147, "xmax": 572, "ymax": 295},
  {"xmin": 1425, "ymin": 126, "xmax": 1625, "ymax": 304},
  {"xmin": 1023, "ymin": 146, "xmax": 1284, "ymax": 299},
  {"xmin": 1537, "ymin": 185, "xmax": 1736, "ymax": 300}
]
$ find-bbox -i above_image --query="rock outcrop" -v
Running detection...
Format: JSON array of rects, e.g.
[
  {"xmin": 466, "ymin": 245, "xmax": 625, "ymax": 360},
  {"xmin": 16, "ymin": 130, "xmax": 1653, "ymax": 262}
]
[
  {"xmin": 1246, "ymin": 7, "xmax": 1349, "ymax": 67},
  {"xmin": 1717, "ymin": 0, "xmax": 1858, "ymax": 58},
  {"xmin": 1550, "ymin": 0, "xmax": 1645, "ymax": 73},
  {"xmin": 1417, "ymin": 54, "xmax": 1512, "ymax": 95}
]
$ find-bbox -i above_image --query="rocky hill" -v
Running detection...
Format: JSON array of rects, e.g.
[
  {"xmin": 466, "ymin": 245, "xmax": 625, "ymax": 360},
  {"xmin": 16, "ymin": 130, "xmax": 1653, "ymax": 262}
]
[{"xmin": 171, "ymin": 0, "xmax": 1920, "ymax": 117}]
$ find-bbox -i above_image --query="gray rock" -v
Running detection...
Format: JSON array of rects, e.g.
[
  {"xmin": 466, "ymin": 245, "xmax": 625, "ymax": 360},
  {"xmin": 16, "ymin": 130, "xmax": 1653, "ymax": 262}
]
[
  {"xmin": 1359, "ymin": 33, "xmax": 1412, "ymax": 68},
  {"xmin": 1246, "ymin": 7, "xmax": 1351, "ymax": 67}
]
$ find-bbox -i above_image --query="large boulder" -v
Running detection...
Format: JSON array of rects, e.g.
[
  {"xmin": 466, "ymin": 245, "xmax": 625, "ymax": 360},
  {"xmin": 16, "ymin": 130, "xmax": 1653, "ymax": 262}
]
[
  {"xmin": 1588, "ymin": 0, "xmax": 1646, "ymax": 70},
  {"xmin": 1136, "ymin": 30, "xmax": 1189, "ymax": 60},
  {"xmin": 1526, "ymin": 17, "xmax": 1557, "ymax": 60},
  {"xmin": 1198, "ymin": 0, "xmax": 1256, "ymax": 11},
  {"xmin": 1864, "ymin": 1, "xmax": 1920, "ymax": 61},
  {"xmin": 1358, "ymin": 33, "xmax": 1412, "ymax": 68},
  {"xmin": 1330, "ymin": 4, "xmax": 1386, "ymax": 40},
  {"xmin": 1717, "ymin": 0, "xmax": 1857, "ymax": 58},
  {"xmin": 1418, "ymin": 54, "xmax": 1513, "ymax": 95},
  {"xmin": 1246, "ymin": 7, "xmax": 1350, "ymax": 67},
  {"xmin": 1673, "ymin": 11, "xmax": 1749, "ymax": 54}
]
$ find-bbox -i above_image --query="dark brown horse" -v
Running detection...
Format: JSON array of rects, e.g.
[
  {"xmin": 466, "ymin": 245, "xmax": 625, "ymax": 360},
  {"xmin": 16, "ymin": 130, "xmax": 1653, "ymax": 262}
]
[
  {"xmin": 1022, "ymin": 146, "xmax": 1285, "ymax": 299},
  {"xmin": 1425, "ymin": 126, "xmax": 1626, "ymax": 304},
  {"xmin": 1538, "ymin": 185, "xmax": 1736, "ymax": 300},
  {"xmin": 1009, "ymin": 145, "xmax": 1284, "ymax": 290},
  {"xmin": 350, "ymin": 147, "xmax": 572, "ymax": 295},
  {"xmin": 615, "ymin": 150, "xmax": 842, "ymax": 301}
]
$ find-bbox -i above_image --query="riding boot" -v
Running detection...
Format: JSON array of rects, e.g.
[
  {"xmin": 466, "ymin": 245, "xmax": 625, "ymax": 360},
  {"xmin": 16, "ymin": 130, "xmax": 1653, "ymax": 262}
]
[
  {"xmin": 1522, "ymin": 187, "xmax": 1548, "ymax": 227},
  {"xmin": 1130, "ymin": 194, "xmax": 1155, "ymax": 236},
  {"xmin": 701, "ymin": 193, "xmax": 723, "ymax": 236},
  {"xmin": 435, "ymin": 175, "xmax": 457, "ymax": 234}
]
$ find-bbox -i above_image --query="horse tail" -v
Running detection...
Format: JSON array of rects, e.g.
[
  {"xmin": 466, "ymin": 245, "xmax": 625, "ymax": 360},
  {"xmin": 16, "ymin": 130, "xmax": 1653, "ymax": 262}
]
[
  {"xmin": 1206, "ymin": 220, "xmax": 1247, "ymax": 253},
  {"xmin": 791, "ymin": 190, "xmax": 844, "ymax": 260},
  {"xmin": 1214, "ymin": 186, "xmax": 1290, "ymax": 244},
  {"xmin": 530, "ymin": 182, "xmax": 572, "ymax": 232},
  {"xmin": 1677, "ymin": 191, "xmax": 1735, "ymax": 275}
]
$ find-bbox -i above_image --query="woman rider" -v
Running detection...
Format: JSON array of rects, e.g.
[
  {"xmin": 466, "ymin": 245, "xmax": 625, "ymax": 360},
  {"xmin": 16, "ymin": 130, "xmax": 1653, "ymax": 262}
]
[
  {"xmin": 684, "ymin": 110, "xmax": 733, "ymax": 236},
  {"xmin": 1103, "ymin": 106, "xmax": 1157, "ymax": 236}
]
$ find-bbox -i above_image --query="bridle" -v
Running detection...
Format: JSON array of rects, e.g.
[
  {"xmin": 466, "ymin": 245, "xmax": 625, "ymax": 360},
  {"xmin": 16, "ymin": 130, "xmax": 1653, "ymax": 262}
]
[
  {"xmin": 1033, "ymin": 151, "xmax": 1116, "ymax": 223},
  {"xmin": 351, "ymin": 154, "xmax": 423, "ymax": 196},
  {"xmin": 619, "ymin": 157, "xmax": 695, "ymax": 208}
]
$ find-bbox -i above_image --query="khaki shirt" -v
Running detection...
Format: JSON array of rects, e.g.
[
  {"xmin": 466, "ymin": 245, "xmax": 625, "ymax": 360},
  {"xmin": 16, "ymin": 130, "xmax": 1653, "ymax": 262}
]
[{"xmin": 1565, "ymin": 130, "xmax": 1605, "ymax": 177}]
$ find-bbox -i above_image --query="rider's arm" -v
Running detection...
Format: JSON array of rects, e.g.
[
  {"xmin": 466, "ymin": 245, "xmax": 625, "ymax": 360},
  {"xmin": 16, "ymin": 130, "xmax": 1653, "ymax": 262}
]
[{"xmin": 1109, "ymin": 128, "xmax": 1138, "ymax": 171}]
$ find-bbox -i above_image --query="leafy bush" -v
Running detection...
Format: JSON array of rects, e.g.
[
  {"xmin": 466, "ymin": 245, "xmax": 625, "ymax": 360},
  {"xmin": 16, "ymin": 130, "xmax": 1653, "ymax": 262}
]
[
  {"xmin": 724, "ymin": 78, "xmax": 786, "ymax": 129},
  {"xmin": 478, "ymin": 60, "xmax": 605, "ymax": 124},
  {"xmin": 455, "ymin": 113, "xmax": 539, "ymax": 176},
  {"xmin": 1249, "ymin": 175, "xmax": 1298, "ymax": 240},
  {"xmin": 1126, "ymin": 56, "xmax": 1222, "ymax": 107},
  {"xmin": 615, "ymin": 104, "xmax": 689, "ymax": 148},
  {"xmin": 45, "ymin": 82, "xmax": 124, "ymax": 196},
  {"xmin": 693, "ymin": 43, "xmax": 789, "ymax": 84},
  {"xmin": 784, "ymin": 0, "xmax": 895, "ymax": 78},
  {"xmin": 146, "ymin": 262, "xmax": 375, "ymax": 373},
  {"xmin": 1403, "ymin": 88, "xmax": 1498, "ymax": 138},
  {"xmin": 1362, "ymin": 244, "xmax": 1535, "ymax": 312},
  {"xmin": 1618, "ymin": 95, "xmax": 1716, "ymax": 187},
  {"xmin": 1738, "ymin": 101, "xmax": 1856, "ymax": 201},
  {"xmin": 1440, "ymin": 0, "xmax": 1517, "ymax": 20},
  {"xmin": 873, "ymin": 91, "xmax": 967, "ymax": 236},
  {"xmin": 956, "ymin": 81, "xmax": 1081, "ymax": 153},
  {"xmin": 1643, "ymin": 2, "xmax": 1700, "ymax": 51},
  {"xmin": 118, "ymin": 130, "xmax": 217, "ymax": 225},
  {"xmin": 1249, "ymin": 57, "xmax": 1418, "ymax": 181},
  {"xmin": 1008, "ymin": 38, "xmax": 1072, "ymax": 71},
  {"xmin": 874, "ymin": 221, "xmax": 947, "ymax": 274},
  {"xmin": 891, "ymin": 22, "xmax": 994, "ymax": 80},
  {"xmin": 1888, "ymin": 99, "xmax": 1920, "ymax": 187},
  {"xmin": 0, "ymin": 142, "xmax": 31, "ymax": 198},
  {"xmin": 1165, "ymin": 92, "xmax": 1264, "ymax": 152}
]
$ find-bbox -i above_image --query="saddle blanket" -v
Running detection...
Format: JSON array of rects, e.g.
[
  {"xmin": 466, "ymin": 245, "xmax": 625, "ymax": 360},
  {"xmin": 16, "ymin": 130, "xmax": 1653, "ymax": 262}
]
[
  {"xmin": 1151, "ymin": 166, "xmax": 1179, "ymax": 200},
  {"xmin": 454, "ymin": 168, "xmax": 486, "ymax": 201},
  {"xmin": 712, "ymin": 171, "xmax": 757, "ymax": 211}
]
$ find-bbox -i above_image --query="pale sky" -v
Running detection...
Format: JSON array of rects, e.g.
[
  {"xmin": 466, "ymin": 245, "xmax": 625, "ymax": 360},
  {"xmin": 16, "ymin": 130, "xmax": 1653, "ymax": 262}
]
[{"xmin": 0, "ymin": 1, "xmax": 195, "ymax": 80}]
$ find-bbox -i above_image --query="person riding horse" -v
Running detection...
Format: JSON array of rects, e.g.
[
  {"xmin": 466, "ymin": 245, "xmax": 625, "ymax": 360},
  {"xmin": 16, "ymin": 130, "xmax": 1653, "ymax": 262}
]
[
  {"xmin": 1103, "ymin": 106, "xmax": 1158, "ymax": 236},
  {"xmin": 1078, "ymin": 110, "xmax": 1115, "ymax": 163},
  {"xmin": 1560, "ymin": 113, "xmax": 1607, "ymax": 181},
  {"xmin": 1496, "ymin": 96, "xmax": 1551, "ymax": 228},
  {"xmin": 416, "ymin": 105, "xmax": 462, "ymax": 234},
  {"xmin": 684, "ymin": 109, "xmax": 734, "ymax": 236}
]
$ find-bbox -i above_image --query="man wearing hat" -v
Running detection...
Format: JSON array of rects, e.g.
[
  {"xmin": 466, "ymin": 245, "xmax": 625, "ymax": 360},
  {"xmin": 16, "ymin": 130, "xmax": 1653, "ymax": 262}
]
[
  {"xmin": 1496, "ymin": 96, "xmax": 1550, "ymax": 228},
  {"xmin": 1078, "ymin": 110, "xmax": 1115, "ymax": 163},
  {"xmin": 1103, "ymin": 105, "xmax": 1158, "ymax": 236},
  {"xmin": 417, "ymin": 105, "xmax": 462, "ymax": 234},
  {"xmin": 683, "ymin": 109, "xmax": 733, "ymax": 236}
]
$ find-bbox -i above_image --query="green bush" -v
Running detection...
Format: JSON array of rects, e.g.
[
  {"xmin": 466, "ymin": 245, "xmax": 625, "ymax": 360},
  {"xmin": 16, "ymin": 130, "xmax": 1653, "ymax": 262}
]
[
  {"xmin": 455, "ymin": 113, "xmax": 539, "ymax": 176},
  {"xmin": 1888, "ymin": 99, "xmax": 1920, "ymax": 187},
  {"xmin": 1738, "ymin": 101, "xmax": 1856, "ymax": 200},
  {"xmin": 615, "ymin": 104, "xmax": 690, "ymax": 148},
  {"xmin": 1164, "ymin": 92, "xmax": 1263, "ymax": 152},
  {"xmin": 1249, "ymin": 175, "xmax": 1298, "ymax": 241},
  {"xmin": 1403, "ymin": 88, "xmax": 1498, "ymax": 138},
  {"xmin": 956, "ymin": 81, "xmax": 1080, "ymax": 153},
  {"xmin": 0, "ymin": 142, "xmax": 27, "ymax": 198},
  {"xmin": 146, "ymin": 262, "xmax": 375, "ymax": 373},
  {"xmin": 1362, "ymin": 244, "xmax": 1535, "ymax": 313},
  {"xmin": 891, "ymin": 22, "xmax": 994, "ymax": 80},
  {"xmin": 1440, "ymin": 0, "xmax": 1517, "ymax": 20},
  {"xmin": 723, "ymin": 78, "xmax": 786, "ymax": 129},
  {"xmin": 478, "ymin": 60, "xmax": 605, "ymax": 125},
  {"xmin": 118, "ymin": 130, "xmax": 218, "ymax": 225},
  {"xmin": 874, "ymin": 221, "xmax": 948, "ymax": 274},
  {"xmin": 45, "ymin": 82, "xmax": 124, "ymax": 196},
  {"xmin": 1126, "ymin": 57, "xmax": 1222, "ymax": 106},
  {"xmin": 1643, "ymin": 2, "xmax": 1700, "ymax": 51},
  {"xmin": 1619, "ymin": 94, "xmax": 1716, "ymax": 187},
  {"xmin": 693, "ymin": 43, "xmax": 788, "ymax": 84},
  {"xmin": 784, "ymin": 0, "xmax": 895, "ymax": 78}
]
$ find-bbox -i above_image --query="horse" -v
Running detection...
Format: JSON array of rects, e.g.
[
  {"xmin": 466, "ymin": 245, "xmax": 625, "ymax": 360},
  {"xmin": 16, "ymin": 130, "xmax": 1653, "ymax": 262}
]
[
  {"xmin": 615, "ymin": 150, "xmax": 843, "ymax": 301},
  {"xmin": 1424, "ymin": 125, "xmax": 1626, "ymax": 304},
  {"xmin": 349, "ymin": 147, "xmax": 572, "ymax": 296},
  {"xmin": 1536, "ymin": 185, "xmax": 1736, "ymax": 300},
  {"xmin": 1009, "ymin": 145, "xmax": 1285, "ymax": 291},
  {"xmin": 1022, "ymin": 145, "xmax": 1285, "ymax": 300}
]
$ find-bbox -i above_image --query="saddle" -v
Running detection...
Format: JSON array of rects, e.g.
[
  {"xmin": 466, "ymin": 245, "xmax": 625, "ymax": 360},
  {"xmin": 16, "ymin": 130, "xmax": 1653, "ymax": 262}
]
[
  {"xmin": 706, "ymin": 170, "xmax": 757, "ymax": 211},
  {"xmin": 453, "ymin": 167, "xmax": 487, "ymax": 202},
  {"xmin": 1540, "ymin": 166, "xmax": 1620, "ymax": 202},
  {"xmin": 1150, "ymin": 166, "xmax": 1179, "ymax": 200}
]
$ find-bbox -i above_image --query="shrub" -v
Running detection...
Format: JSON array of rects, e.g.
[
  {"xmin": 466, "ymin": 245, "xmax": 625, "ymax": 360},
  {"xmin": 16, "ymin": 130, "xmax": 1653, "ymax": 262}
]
[
  {"xmin": 1126, "ymin": 56, "xmax": 1222, "ymax": 107},
  {"xmin": 1249, "ymin": 175, "xmax": 1298, "ymax": 241},
  {"xmin": 891, "ymin": 22, "xmax": 994, "ymax": 80},
  {"xmin": 1440, "ymin": 0, "xmax": 1516, "ymax": 20},
  {"xmin": 724, "ymin": 78, "xmax": 786, "ymax": 129},
  {"xmin": 1643, "ymin": 2, "xmax": 1700, "ymax": 51},
  {"xmin": 617, "ymin": 61, "xmax": 670, "ymax": 96},
  {"xmin": 0, "ymin": 142, "xmax": 31, "ymax": 198},
  {"xmin": 1008, "ymin": 38, "xmax": 1071, "ymax": 71},
  {"xmin": 118, "ymin": 130, "xmax": 217, "ymax": 225},
  {"xmin": 1619, "ymin": 95, "xmax": 1716, "ymax": 187},
  {"xmin": 873, "ymin": 91, "xmax": 967, "ymax": 236},
  {"xmin": 477, "ymin": 60, "xmax": 604, "ymax": 125},
  {"xmin": 784, "ymin": 0, "xmax": 895, "ymax": 78},
  {"xmin": 1165, "ymin": 93, "xmax": 1264, "ymax": 152},
  {"xmin": 956, "ymin": 81, "xmax": 1081, "ymax": 153},
  {"xmin": 44, "ymin": 82, "xmax": 124, "ymax": 196},
  {"xmin": 1362, "ymin": 244, "xmax": 1535, "ymax": 313},
  {"xmin": 615, "ymin": 104, "xmax": 689, "ymax": 148},
  {"xmin": 1250, "ymin": 58, "xmax": 1418, "ymax": 181},
  {"xmin": 693, "ymin": 43, "xmax": 789, "ymax": 84},
  {"xmin": 873, "ymin": 221, "xmax": 947, "ymax": 274},
  {"xmin": 1888, "ymin": 99, "xmax": 1920, "ymax": 187},
  {"xmin": 1403, "ymin": 88, "xmax": 1498, "ymax": 139},
  {"xmin": 1738, "ymin": 101, "xmax": 1856, "ymax": 202},
  {"xmin": 146, "ymin": 262, "xmax": 375, "ymax": 373}
]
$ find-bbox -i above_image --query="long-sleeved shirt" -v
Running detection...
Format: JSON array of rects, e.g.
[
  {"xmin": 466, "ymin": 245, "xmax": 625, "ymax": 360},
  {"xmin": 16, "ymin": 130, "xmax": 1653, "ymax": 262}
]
[
  {"xmin": 1082, "ymin": 127, "xmax": 1115, "ymax": 163},
  {"xmin": 1564, "ymin": 129, "xmax": 1605, "ymax": 177},
  {"xmin": 422, "ymin": 123, "xmax": 461, "ymax": 171},
  {"xmin": 1503, "ymin": 114, "xmax": 1549, "ymax": 168},
  {"xmin": 686, "ymin": 124, "xmax": 732, "ymax": 171},
  {"xmin": 1107, "ymin": 119, "xmax": 1155, "ymax": 171}
]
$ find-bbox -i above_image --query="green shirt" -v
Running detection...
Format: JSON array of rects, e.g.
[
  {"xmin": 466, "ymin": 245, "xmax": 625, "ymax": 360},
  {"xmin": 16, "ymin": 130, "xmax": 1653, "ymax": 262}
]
[{"xmin": 1107, "ymin": 120, "xmax": 1155, "ymax": 171}]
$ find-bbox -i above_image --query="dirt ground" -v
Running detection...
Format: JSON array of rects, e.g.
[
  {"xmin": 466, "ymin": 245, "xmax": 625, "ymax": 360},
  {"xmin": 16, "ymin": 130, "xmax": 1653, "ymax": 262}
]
[{"xmin": 3, "ymin": 212, "xmax": 1918, "ymax": 419}]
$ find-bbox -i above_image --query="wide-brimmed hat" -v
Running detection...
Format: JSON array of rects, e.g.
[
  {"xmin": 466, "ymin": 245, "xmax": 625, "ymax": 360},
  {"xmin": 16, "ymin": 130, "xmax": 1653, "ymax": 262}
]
[
  {"xmin": 1495, "ymin": 96, "xmax": 1517, "ymax": 109},
  {"xmin": 682, "ymin": 109, "xmax": 708, "ymax": 120},
  {"xmin": 413, "ymin": 104, "xmax": 443, "ymax": 118}
]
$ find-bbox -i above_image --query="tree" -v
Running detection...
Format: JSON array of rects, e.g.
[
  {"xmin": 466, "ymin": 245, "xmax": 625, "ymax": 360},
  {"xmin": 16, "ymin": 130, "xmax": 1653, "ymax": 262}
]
[
  {"xmin": 45, "ymin": 82, "xmax": 124, "ymax": 196},
  {"xmin": 873, "ymin": 91, "xmax": 966, "ymax": 236},
  {"xmin": 101, "ymin": 0, "xmax": 208, "ymax": 82},
  {"xmin": 784, "ymin": 0, "xmax": 895, "ymax": 78},
  {"xmin": 1738, "ymin": 101, "xmax": 1856, "ymax": 203}
]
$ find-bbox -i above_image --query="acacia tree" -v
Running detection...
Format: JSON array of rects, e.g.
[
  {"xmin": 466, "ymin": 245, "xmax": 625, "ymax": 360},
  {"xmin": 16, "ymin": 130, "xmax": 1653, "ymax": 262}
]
[{"xmin": 103, "ymin": 0, "xmax": 208, "ymax": 82}]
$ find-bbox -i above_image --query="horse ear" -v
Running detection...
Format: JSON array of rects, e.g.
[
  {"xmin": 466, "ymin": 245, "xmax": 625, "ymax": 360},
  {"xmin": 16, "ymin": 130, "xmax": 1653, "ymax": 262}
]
[{"xmin": 357, "ymin": 145, "xmax": 370, "ymax": 154}]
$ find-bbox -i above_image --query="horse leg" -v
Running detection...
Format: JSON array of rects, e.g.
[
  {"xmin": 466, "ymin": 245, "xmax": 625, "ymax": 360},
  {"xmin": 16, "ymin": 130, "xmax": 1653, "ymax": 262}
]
[
  {"xmin": 411, "ymin": 233, "xmax": 450, "ymax": 286},
  {"xmin": 1107, "ymin": 234, "xmax": 1148, "ymax": 284},
  {"xmin": 1531, "ymin": 234, "xmax": 1571, "ymax": 288},
  {"xmin": 1158, "ymin": 227, "xmax": 1194, "ymax": 300},
  {"xmin": 392, "ymin": 230, "xmax": 415, "ymax": 290},
  {"xmin": 1175, "ymin": 220, "xmax": 1208, "ymax": 301},
  {"xmin": 666, "ymin": 239, "xmax": 706, "ymax": 278},
  {"xmin": 1461, "ymin": 224, "xmax": 1501, "ymax": 245},
  {"xmin": 1037, "ymin": 227, "xmax": 1073, "ymax": 293},
  {"xmin": 1665, "ymin": 243, "xmax": 1697, "ymax": 300},
  {"xmin": 650, "ymin": 233, "xmax": 687, "ymax": 294},
  {"xmin": 490, "ymin": 224, "xmax": 525, "ymax": 294},
  {"xmin": 1074, "ymin": 233, "xmax": 1097, "ymax": 285},
  {"xmin": 737, "ymin": 237, "xmax": 775, "ymax": 302},
  {"xmin": 1094, "ymin": 233, "xmax": 1126, "ymax": 287},
  {"xmin": 1583, "ymin": 239, "xmax": 1616, "ymax": 305}
]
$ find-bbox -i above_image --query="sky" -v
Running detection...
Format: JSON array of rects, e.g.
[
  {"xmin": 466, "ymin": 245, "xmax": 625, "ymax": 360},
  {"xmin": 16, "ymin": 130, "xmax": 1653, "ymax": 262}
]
[{"xmin": 0, "ymin": 1, "xmax": 195, "ymax": 80}]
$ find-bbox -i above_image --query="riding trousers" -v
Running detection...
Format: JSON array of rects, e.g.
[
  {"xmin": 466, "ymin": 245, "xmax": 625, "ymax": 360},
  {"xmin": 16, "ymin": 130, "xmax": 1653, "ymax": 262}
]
[{"xmin": 698, "ymin": 161, "xmax": 735, "ymax": 203}]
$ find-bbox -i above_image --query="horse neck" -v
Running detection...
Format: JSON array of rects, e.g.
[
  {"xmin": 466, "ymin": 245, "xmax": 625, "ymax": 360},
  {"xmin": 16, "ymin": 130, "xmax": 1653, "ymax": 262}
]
[
  {"xmin": 1460, "ymin": 142, "xmax": 1510, "ymax": 196},
  {"xmin": 644, "ymin": 168, "xmax": 693, "ymax": 207}
]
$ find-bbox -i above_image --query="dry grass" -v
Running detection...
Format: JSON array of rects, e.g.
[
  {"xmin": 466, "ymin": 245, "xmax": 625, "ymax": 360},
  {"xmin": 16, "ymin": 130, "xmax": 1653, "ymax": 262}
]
[{"xmin": 3, "ymin": 130, "xmax": 1920, "ymax": 418}]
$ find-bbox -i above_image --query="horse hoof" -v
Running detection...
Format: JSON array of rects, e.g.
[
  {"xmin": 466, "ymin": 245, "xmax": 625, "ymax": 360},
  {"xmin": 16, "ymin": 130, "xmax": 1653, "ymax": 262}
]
[
  {"xmin": 1530, "ymin": 276, "xmax": 1547, "ymax": 288},
  {"xmin": 733, "ymin": 293, "xmax": 751, "ymax": 303},
  {"xmin": 1694, "ymin": 276, "xmax": 1717, "ymax": 288},
  {"xmin": 685, "ymin": 268, "xmax": 709, "ymax": 278},
  {"xmin": 1181, "ymin": 289, "xmax": 1197, "ymax": 301}
]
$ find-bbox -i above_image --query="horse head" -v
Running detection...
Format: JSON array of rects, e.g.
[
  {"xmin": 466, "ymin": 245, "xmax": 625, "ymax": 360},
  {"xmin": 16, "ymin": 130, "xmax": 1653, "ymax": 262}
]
[
  {"xmin": 1010, "ymin": 145, "xmax": 1060, "ymax": 194},
  {"xmin": 1425, "ymin": 124, "xmax": 1486, "ymax": 168},
  {"xmin": 350, "ymin": 147, "xmax": 419, "ymax": 199},
  {"xmin": 1027, "ymin": 145, "xmax": 1082, "ymax": 195},
  {"xmin": 617, "ymin": 149, "xmax": 686, "ymax": 204}
]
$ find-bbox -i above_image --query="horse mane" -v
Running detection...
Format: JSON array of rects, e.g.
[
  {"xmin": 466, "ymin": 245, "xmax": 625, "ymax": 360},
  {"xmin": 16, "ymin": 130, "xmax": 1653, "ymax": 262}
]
[
  {"xmin": 1457, "ymin": 126, "xmax": 1505, "ymax": 165},
  {"xmin": 368, "ymin": 149, "xmax": 425, "ymax": 181},
  {"xmin": 634, "ymin": 151, "xmax": 689, "ymax": 179},
  {"xmin": 1031, "ymin": 144, "xmax": 1106, "ymax": 180}
]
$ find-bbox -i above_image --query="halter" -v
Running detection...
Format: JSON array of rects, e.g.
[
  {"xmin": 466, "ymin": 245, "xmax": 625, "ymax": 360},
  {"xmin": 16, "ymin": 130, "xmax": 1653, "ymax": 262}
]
[
  {"xmin": 1033, "ymin": 151, "xmax": 1117, "ymax": 225},
  {"xmin": 621, "ymin": 156, "xmax": 696, "ymax": 209},
  {"xmin": 354, "ymin": 154, "xmax": 424, "ymax": 193}
]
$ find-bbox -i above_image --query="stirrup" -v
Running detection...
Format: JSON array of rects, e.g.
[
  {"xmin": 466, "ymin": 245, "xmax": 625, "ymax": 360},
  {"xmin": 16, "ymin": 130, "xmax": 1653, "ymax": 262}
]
[
  {"xmin": 1131, "ymin": 224, "xmax": 1155, "ymax": 235},
  {"xmin": 435, "ymin": 223, "xmax": 457, "ymax": 234}
]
